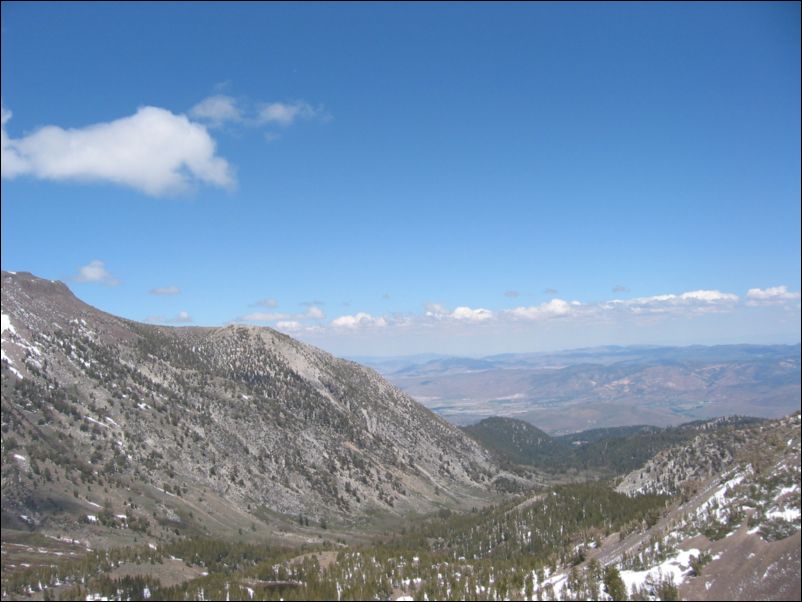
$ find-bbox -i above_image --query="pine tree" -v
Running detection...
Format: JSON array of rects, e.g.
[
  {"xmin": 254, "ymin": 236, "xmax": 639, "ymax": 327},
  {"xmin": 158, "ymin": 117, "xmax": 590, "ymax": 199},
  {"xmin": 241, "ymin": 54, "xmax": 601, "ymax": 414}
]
[{"xmin": 603, "ymin": 565, "xmax": 628, "ymax": 601}]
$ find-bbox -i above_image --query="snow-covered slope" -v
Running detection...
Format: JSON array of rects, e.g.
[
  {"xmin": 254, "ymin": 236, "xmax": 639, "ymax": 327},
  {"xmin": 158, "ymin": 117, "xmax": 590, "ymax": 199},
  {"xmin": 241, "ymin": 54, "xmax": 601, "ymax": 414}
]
[{"xmin": 517, "ymin": 413, "xmax": 801, "ymax": 600}]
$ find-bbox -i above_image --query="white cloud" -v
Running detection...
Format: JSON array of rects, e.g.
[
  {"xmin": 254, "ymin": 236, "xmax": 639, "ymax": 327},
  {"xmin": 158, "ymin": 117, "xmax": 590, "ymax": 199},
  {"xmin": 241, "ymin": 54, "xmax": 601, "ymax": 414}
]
[
  {"xmin": 508, "ymin": 298, "xmax": 574, "ymax": 320},
  {"xmin": 149, "ymin": 286, "xmax": 181, "ymax": 296},
  {"xmin": 173, "ymin": 311, "xmax": 192, "ymax": 324},
  {"xmin": 144, "ymin": 310, "xmax": 193, "ymax": 324},
  {"xmin": 425, "ymin": 303, "xmax": 449, "ymax": 317},
  {"xmin": 189, "ymin": 93, "xmax": 329, "ymax": 136},
  {"xmin": 189, "ymin": 95, "xmax": 242, "ymax": 126},
  {"xmin": 606, "ymin": 289, "xmax": 739, "ymax": 315},
  {"xmin": 331, "ymin": 312, "xmax": 387, "ymax": 329},
  {"xmin": 241, "ymin": 304, "xmax": 324, "ymax": 323},
  {"xmin": 1, "ymin": 105, "xmax": 29, "ymax": 178},
  {"xmin": 679, "ymin": 290, "xmax": 739, "ymax": 302},
  {"xmin": 746, "ymin": 285, "xmax": 801, "ymax": 305},
  {"xmin": 450, "ymin": 306, "xmax": 494, "ymax": 321},
  {"xmin": 1, "ymin": 105, "xmax": 234, "ymax": 196},
  {"xmin": 258, "ymin": 101, "xmax": 325, "ymax": 127},
  {"xmin": 73, "ymin": 260, "xmax": 120, "ymax": 286},
  {"xmin": 424, "ymin": 303, "xmax": 494, "ymax": 321},
  {"xmin": 305, "ymin": 306, "xmax": 325, "ymax": 320},
  {"xmin": 275, "ymin": 320, "xmax": 303, "ymax": 332}
]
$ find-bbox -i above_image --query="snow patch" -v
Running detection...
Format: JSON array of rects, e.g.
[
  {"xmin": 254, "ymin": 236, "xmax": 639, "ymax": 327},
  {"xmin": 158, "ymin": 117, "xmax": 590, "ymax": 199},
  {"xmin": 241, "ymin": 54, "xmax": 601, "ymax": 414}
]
[
  {"xmin": 1, "ymin": 313, "xmax": 15, "ymax": 335},
  {"xmin": 619, "ymin": 548, "xmax": 699, "ymax": 593},
  {"xmin": 766, "ymin": 507, "xmax": 801, "ymax": 522}
]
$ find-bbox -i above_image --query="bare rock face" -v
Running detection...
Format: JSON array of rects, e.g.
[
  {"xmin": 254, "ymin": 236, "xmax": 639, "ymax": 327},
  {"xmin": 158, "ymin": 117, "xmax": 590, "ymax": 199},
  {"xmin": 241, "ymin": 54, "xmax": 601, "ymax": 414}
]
[{"xmin": 1, "ymin": 271, "xmax": 515, "ymax": 535}]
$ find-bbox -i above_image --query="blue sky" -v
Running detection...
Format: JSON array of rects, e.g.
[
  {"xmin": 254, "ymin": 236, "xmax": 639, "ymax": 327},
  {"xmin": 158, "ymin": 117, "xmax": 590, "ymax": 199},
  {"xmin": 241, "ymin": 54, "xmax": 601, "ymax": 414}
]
[{"xmin": 2, "ymin": 2, "xmax": 800, "ymax": 356}]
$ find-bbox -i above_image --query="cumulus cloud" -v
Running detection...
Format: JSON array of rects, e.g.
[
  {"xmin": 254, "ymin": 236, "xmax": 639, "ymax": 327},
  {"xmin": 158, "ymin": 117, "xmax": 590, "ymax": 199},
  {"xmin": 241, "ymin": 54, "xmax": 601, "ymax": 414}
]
[
  {"xmin": 1, "ymin": 104, "xmax": 234, "ymax": 196},
  {"xmin": 508, "ymin": 298, "xmax": 575, "ymax": 320},
  {"xmin": 172, "ymin": 311, "xmax": 193, "ymax": 324},
  {"xmin": 73, "ymin": 260, "xmax": 120, "ymax": 286},
  {"xmin": 423, "ymin": 304, "xmax": 494, "ymax": 321},
  {"xmin": 189, "ymin": 95, "xmax": 242, "ymax": 126},
  {"xmin": 305, "ymin": 306, "xmax": 325, "ymax": 320},
  {"xmin": 240, "ymin": 304, "xmax": 324, "ymax": 323},
  {"xmin": 258, "ymin": 101, "xmax": 326, "ymax": 127},
  {"xmin": 149, "ymin": 286, "xmax": 181, "ymax": 296},
  {"xmin": 450, "ymin": 306, "xmax": 494, "ymax": 322},
  {"xmin": 679, "ymin": 290, "xmax": 739, "ymax": 302},
  {"xmin": 189, "ymin": 93, "xmax": 329, "ymax": 139},
  {"xmin": 606, "ymin": 289, "xmax": 739, "ymax": 315},
  {"xmin": 746, "ymin": 285, "xmax": 801, "ymax": 305},
  {"xmin": 1, "ymin": 106, "xmax": 28, "ymax": 178},
  {"xmin": 331, "ymin": 312, "xmax": 387, "ymax": 329},
  {"xmin": 144, "ymin": 310, "xmax": 193, "ymax": 324},
  {"xmin": 275, "ymin": 320, "xmax": 303, "ymax": 332},
  {"xmin": 425, "ymin": 303, "xmax": 450, "ymax": 317}
]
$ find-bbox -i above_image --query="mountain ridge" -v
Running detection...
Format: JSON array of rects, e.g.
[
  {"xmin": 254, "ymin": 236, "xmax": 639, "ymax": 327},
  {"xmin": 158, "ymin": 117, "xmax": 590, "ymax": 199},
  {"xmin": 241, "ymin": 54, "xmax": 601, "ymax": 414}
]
[{"xmin": 1, "ymin": 271, "xmax": 531, "ymax": 546}]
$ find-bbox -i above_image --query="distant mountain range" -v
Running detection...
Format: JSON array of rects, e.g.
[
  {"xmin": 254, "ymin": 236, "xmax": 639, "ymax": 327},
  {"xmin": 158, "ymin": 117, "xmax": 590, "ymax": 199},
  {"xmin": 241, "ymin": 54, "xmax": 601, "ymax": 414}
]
[{"xmin": 358, "ymin": 344, "xmax": 801, "ymax": 432}]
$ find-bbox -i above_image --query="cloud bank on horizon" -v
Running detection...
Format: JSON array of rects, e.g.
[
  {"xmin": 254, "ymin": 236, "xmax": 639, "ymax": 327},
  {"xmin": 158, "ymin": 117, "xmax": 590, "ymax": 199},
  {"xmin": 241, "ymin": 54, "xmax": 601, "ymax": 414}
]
[
  {"xmin": 234, "ymin": 285, "xmax": 800, "ymax": 337},
  {"xmin": 62, "ymin": 255, "xmax": 801, "ymax": 351}
]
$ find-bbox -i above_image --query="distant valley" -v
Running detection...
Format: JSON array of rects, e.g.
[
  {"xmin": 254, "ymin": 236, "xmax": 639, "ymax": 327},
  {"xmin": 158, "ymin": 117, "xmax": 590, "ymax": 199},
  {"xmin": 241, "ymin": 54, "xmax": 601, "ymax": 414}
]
[
  {"xmin": 358, "ymin": 345, "xmax": 801, "ymax": 433},
  {"xmin": 2, "ymin": 272, "xmax": 799, "ymax": 601}
]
